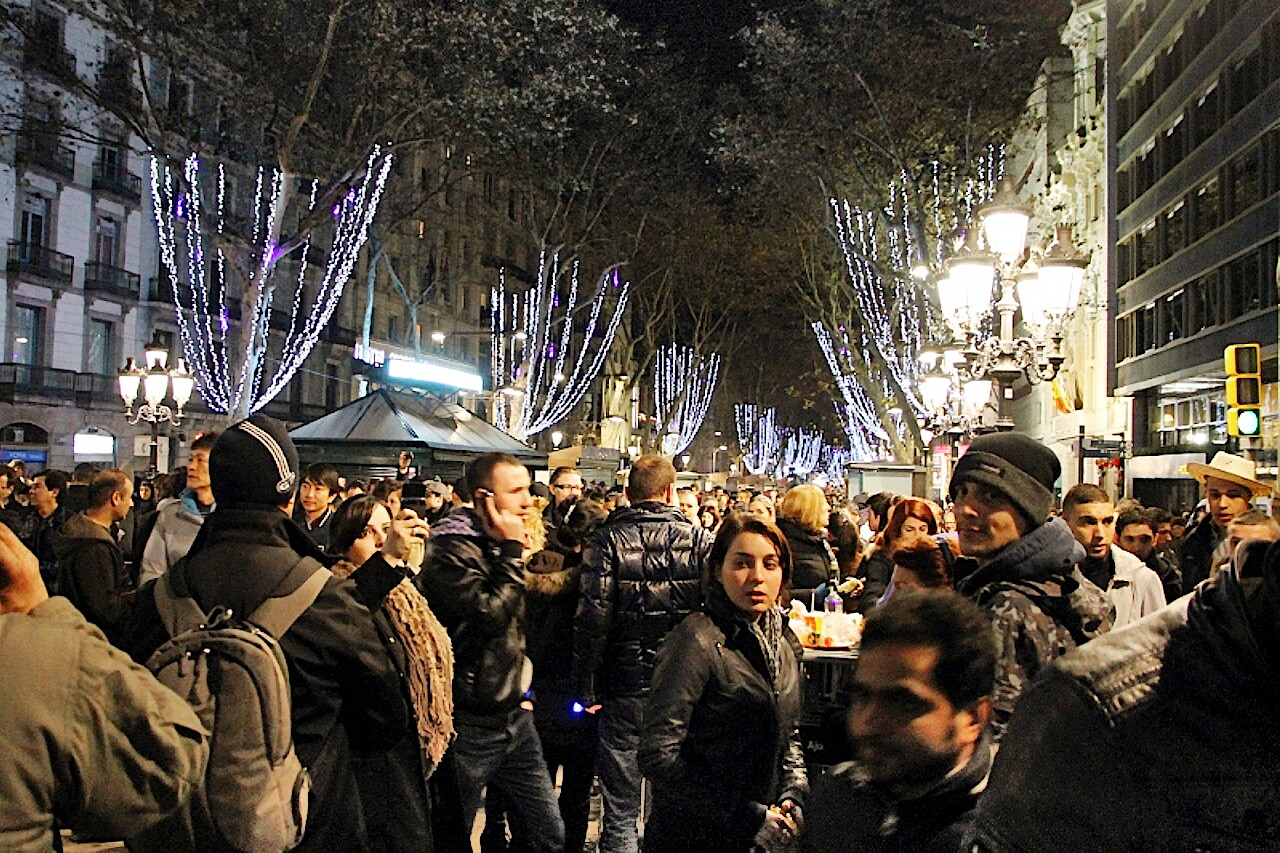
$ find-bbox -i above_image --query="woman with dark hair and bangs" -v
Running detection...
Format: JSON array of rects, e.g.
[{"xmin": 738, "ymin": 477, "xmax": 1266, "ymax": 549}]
[
  {"xmin": 327, "ymin": 496, "xmax": 466, "ymax": 852},
  {"xmin": 640, "ymin": 513, "xmax": 808, "ymax": 852}
]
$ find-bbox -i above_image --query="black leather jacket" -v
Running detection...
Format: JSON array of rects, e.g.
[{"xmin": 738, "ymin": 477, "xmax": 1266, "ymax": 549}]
[
  {"xmin": 573, "ymin": 502, "xmax": 712, "ymax": 700},
  {"xmin": 639, "ymin": 588, "xmax": 808, "ymax": 852},
  {"xmin": 777, "ymin": 517, "xmax": 835, "ymax": 592},
  {"xmin": 971, "ymin": 554, "xmax": 1280, "ymax": 851},
  {"xmin": 417, "ymin": 507, "xmax": 530, "ymax": 718}
]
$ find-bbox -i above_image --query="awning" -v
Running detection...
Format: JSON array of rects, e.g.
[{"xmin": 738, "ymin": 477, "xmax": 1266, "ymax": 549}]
[{"xmin": 289, "ymin": 388, "xmax": 546, "ymax": 465}]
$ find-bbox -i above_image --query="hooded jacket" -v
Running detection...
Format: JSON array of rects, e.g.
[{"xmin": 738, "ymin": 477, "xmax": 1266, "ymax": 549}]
[
  {"xmin": 777, "ymin": 516, "xmax": 837, "ymax": 594},
  {"xmin": 573, "ymin": 501, "xmax": 712, "ymax": 701},
  {"xmin": 53, "ymin": 513, "xmax": 132, "ymax": 644},
  {"xmin": 1107, "ymin": 545, "xmax": 1168, "ymax": 628},
  {"xmin": 956, "ymin": 518, "xmax": 1114, "ymax": 739},
  {"xmin": 639, "ymin": 587, "xmax": 807, "ymax": 852},
  {"xmin": 970, "ymin": 556, "xmax": 1280, "ymax": 851},
  {"xmin": 417, "ymin": 507, "xmax": 531, "ymax": 718},
  {"xmin": 802, "ymin": 735, "xmax": 993, "ymax": 853},
  {"xmin": 138, "ymin": 491, "xmax": 210, "ymax": 587}
]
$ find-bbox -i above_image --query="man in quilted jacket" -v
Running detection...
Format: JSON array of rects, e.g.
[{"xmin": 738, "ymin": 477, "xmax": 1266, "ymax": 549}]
[{"xmin": 574, "ymin": 454, "xmax": 713, "ymax": 852}]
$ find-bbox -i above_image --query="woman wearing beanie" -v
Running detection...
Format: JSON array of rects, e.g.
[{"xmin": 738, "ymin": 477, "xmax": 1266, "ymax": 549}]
[{"xmin": 948, "ymin": 432, "xmax": 1114, "ymax": 741}]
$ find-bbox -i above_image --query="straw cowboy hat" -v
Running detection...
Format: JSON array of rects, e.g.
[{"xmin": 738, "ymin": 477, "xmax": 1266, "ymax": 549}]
[{"xmin": 1184, "ymin": 452, "xmax": 1272, "ymax": 497}]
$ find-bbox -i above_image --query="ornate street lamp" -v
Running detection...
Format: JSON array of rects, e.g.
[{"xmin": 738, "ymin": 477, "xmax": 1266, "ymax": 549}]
[
  {"xmin": 933, "ymin": 179, "xmax": 1089, "ymax": 429},
  {"xmin": 119, "ymin": 333, "xmax": 196, "ymax": 474}
]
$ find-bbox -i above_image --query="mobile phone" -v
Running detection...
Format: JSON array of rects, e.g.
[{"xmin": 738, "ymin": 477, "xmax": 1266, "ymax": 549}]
[{"xmin": 401, "ymin": 480, "xmax": 427, "ymax": 512}]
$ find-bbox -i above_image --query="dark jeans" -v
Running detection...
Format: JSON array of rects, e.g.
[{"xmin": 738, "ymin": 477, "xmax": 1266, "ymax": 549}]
[
  {"xmin": 596, "ymin": 696, "xmax": 645, "ymax": 853},
  {"xmin": 454, "ymin": 709, "xmax": 565, "ymax": 852}
]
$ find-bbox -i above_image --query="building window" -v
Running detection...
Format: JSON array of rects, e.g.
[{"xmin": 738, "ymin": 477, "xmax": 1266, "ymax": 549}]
[
  {"xmin": 1229, "ymin": 144, "xmax": 1262, "ymax": 216},
  {"xmin": 10, "ymin": 305, "xmax": 44, "ymax": 365},
  {"xmin": 19, "ymin": 195, "xmax": 48, "ymax": 247},
  {"xmin": 325, "ymin": 364, "xmax": 340, "ymax": 410},
  {"xmin": 1193, "ymin": 176, "xmax": 1220, "ymax": 236},
  {"xmin": 86, "ymin": 318, "xmax": 113, "ymax": 375},
  {"xmin": 95, "ymin": 217, "xmax": 119, "ymax": 265}
]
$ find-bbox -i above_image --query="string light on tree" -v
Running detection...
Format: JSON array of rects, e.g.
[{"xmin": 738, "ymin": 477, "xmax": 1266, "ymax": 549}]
[
  {"xmin": 734, "ymin": 404, "xmax": 780, "ymax": 476},
  {"xmin": 777, "ymin": 429, "xmax": 823, "ymax": 479},
  {"xmin": 653, "ymin": 343, "xmax": 721, "ymax": 457},
  {"xmin": 150, "ymin": 146, "xmax": 393, "ymax": 417},
  {"xmin": 490, "ymin": 253, "xmax": 630, "ymax": 440}
]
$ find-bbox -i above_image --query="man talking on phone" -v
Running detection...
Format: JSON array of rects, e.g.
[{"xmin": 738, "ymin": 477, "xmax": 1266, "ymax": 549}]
[{"xmin": 416, "ymin": 453, "xmax": 565, "ymax": 848}]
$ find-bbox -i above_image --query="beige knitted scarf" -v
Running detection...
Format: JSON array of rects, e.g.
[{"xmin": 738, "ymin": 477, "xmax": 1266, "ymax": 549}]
[{"xmin": 332, "ymin": 561, "xmax": 455, "ymax": 777}]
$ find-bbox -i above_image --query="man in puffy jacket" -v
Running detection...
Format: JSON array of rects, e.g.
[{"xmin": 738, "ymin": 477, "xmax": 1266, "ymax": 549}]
[
  {"xmin": 417, "ymin": 452, "xmax": 565, "ymax": 849},
  {"xmin": 950, "ymin": 433, "xmax": 1113, "ymax": 740},
  {"xmin": 574, "ymin": 454, "xmax": 713, "ymax": 852}
]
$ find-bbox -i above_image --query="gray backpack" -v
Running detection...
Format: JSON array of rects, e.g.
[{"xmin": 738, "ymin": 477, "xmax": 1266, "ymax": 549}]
[{"xmin": 148, "ymin": 564, "xmax": 331, "ymax": 853}]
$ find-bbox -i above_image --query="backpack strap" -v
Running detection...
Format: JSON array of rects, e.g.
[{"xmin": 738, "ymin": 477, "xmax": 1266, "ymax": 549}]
[
  {"xmin": 248, "ymin": 560, "xmax": 332, "ymax": 639},
  {"xmin": 153, "ymin": 570, "xmax": 211, "ymax": 638}
]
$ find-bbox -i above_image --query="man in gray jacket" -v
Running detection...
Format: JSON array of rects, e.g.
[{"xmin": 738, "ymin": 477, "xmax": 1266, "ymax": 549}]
[{"xmin": 138, "ymin": 432, "xmax": 217, "ymax": 586}]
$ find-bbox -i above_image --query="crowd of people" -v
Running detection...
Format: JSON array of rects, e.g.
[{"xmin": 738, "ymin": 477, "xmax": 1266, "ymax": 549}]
[{"xmin": 1, "ymin": 423, "xmax": 1279, "ymax": 852}]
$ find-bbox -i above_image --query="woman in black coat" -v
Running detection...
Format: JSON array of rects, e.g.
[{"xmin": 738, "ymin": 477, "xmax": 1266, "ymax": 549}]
[
  {"xmin": 776, "ymin": 484, "xmax": 837, "ymax": 601},
  {"xmin": 640, "ymin": 514, "xmax": 808, "ymax": 852}
]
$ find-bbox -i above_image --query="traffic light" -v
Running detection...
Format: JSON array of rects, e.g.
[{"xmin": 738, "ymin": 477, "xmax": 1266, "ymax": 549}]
[{"xmin": 1225, "ymin": 343, "xmax": 1262, "ymax": 437}]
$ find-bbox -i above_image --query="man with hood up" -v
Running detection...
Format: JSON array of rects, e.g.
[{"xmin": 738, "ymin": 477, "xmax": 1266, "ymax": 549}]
[{"xmin": 949, "ymin": 432, "xmax": 1113, "ymax": 740}]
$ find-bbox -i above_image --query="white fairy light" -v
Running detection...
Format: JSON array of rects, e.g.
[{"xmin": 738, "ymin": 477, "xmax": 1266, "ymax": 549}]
[
  {"xmin": 653, "ymin": 343, "xmax": 721, "ymax": 458},
  {"xmin": 734, "ymin": 404, "xmax": 780, "ymax": 476},
  {"xmin": 150, "ymin": 145, "xmax": 393, "ymax": 415},
  {"xmin": 490, "ymin": 254, "xmax": 630, "ymax": 440}
]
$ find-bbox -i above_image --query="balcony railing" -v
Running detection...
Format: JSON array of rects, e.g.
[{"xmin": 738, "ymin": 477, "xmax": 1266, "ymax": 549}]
[
  {"xmin": 84, "ymin": 261, "xmax": 141, "ymax": 299},
  {"xmin": 147, "ymin": 276, "xmax": 175, "ymax": 303},
  {"xmin": 92, "ymin": 160, "xmax": 142, "ymax": 204},
  {"xmin": 0, "ymin": 363, "xmax": 116, "ymax": 407},
  {"xmin": 22, "ymin": 40, "xmax": 76, "ymax": 81},
  {"xmin": 15, "ymin": 130, "xmax": 75, "ymax": 181},
  {"xmin": 6, "ymin": 242, "xmax": 73, "ymax": 284}
]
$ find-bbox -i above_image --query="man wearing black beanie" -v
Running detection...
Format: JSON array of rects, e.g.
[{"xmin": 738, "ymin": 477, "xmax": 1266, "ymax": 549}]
[
  {"xmin": 125, "ymin": 415, "xmax": 426, "ymax": 852},
  {"xmin": 948, "ymin": 432, "xmax": 1113, "ymax": 741}
]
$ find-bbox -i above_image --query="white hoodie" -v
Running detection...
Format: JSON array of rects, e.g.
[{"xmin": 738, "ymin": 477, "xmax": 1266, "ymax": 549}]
[{"xmin": 1107, "ymin": 545, "xmax": 1167, "ymax": 628}]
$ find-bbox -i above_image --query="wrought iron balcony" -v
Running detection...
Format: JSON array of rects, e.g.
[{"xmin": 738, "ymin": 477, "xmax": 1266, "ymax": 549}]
[
  {"xmin": 15, "ymin": 129, "xmax": 75, "ymax": 181},
  {"xmin": 84, "ymin": 261, "xmax": 141, "ymax": 299},
  {"xmin": 6, "ymin": 241, "xmax": 73, "ymax": 284},
  {"xmin": 92, "ymin": 160, "xmax": 142, "ymax": 204},
  {"xmin": 22, "ymin": 39, "xmax": 76, "ymax": 81}
]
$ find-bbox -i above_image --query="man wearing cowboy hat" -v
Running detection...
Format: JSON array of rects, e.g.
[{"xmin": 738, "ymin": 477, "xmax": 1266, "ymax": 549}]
[{"xmin": 1180, "ymin": 451, "xmax": 1273, "ymax": 595}]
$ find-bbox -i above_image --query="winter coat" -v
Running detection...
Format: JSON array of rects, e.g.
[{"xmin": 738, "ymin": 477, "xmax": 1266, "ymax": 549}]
[
  {"xmin": 417, "ymin": 507, "xmax": 531, "ymax": 718},
  {"xmin": 639, "ymin": 588, "xmax": 808, "ymax": 852},
  {"xmin": 1107, "ymin": 545, "xmax": 1168, "ymax": 629},
  {"xmin": 802, "ymin": 736, "xmax": 993, "ymax": 853},
  {"xmin": 971, "ymin": 558, "xmax": 1280, "ymax": 851},
  {"xmin": 574, "ymin": 501, "xmax": 712, "ymax": 700},
  {"xmin": 777, "ymin": 516, "xmax": 836, "ymax": 593},
  {"xmin": 853, "ymin": 547, "xmax": 894, "ymax": 614},
  {"xmin": 125, "ymin": 506, "xmax": 409, "ymax": 853},
  {"xmin": 1178, "ymin": 511, "xmax": 1225, "ymax": 594},
  {"xmin": 524, "ymin": 549, "xmax": 596, "ymax": 748},
  {"xmin": 0, "ymin": 597, "xmax": 207, "ymax": 852},
  {"xmin": 956, "ymin": 518, "xmax": 1114, "ymax": 739},
  {"xmin": 53, "ymin": 513, "xmax": 133, "ymax": 644},
  {"xmin": 138, "ymin": 492, "xmax": 210, "ymax": 587},
  {"xmin": 18, "ymin": 504, "xmax": 73, "ymax": 593}
]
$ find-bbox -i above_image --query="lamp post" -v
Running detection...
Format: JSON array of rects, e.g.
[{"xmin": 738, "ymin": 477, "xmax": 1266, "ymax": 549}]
[
  {"xmin": 712, "ymin": 444, "xmax": 729, "ymax": 473},
  {"xmin": 118, "ymin": 333, "xmax": 196, "ymax": 475},
  {"xmin": 933, "ymin": 179, "xmax": 1088, "ymax": 430}
]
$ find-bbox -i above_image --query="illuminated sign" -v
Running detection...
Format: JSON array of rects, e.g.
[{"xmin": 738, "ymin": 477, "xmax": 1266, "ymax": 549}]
[
  {"xmin": 385, "ymin": 358, "xmax": 484, "ymax": 392},
  {"xmin": 73, "ymin": 432, "xmax": 116, "ymax": 456}
]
